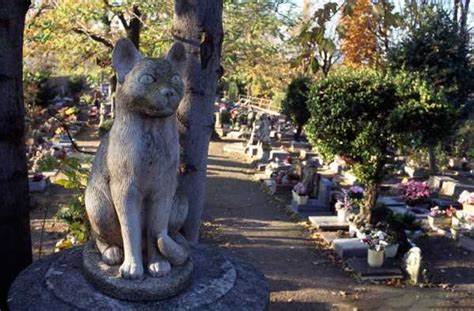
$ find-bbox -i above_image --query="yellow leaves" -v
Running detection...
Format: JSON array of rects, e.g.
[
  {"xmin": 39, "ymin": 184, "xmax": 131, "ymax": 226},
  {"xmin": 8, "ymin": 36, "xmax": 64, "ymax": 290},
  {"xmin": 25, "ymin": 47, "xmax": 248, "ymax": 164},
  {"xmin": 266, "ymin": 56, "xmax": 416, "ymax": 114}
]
[{"xmin": 340, "ymin": 0, "xmax": 378, "ymax": 67}]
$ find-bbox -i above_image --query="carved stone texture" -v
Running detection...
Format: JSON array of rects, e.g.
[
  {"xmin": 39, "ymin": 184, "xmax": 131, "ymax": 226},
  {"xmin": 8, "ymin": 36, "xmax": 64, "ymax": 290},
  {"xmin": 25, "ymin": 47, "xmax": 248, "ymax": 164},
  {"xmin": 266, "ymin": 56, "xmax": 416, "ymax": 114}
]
[
  {"xmin": 84, "ymin": 38, "xmax": 191, "ymax": 285},
  {"xmin": 82, "ymin": 242, "xmax": 193, "ymax": 301},
  {"xmin": 8, "ymin": 246, "xmax": 269, "ymax": 310}
]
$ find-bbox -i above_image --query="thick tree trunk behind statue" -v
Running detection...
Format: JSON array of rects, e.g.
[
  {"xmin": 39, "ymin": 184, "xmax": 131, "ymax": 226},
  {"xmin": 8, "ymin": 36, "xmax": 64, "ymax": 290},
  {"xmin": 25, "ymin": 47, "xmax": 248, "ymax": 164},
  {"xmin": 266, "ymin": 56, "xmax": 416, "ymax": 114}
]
[
  {"xmin": 0, "ymin": 0, "xmax": 32, "ymax": 307},
  {"xmin": 173, "ymin": 0, "xmax": 223, "ymax": 243}
]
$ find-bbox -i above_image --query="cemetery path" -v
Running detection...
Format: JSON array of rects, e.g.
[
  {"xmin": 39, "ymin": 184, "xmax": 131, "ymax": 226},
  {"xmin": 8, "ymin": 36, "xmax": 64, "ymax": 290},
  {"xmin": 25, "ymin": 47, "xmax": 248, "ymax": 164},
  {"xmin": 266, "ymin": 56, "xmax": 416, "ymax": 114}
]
[{"xmin": 203, "ymin": 139, "xmax": 474, "ymax": 310}]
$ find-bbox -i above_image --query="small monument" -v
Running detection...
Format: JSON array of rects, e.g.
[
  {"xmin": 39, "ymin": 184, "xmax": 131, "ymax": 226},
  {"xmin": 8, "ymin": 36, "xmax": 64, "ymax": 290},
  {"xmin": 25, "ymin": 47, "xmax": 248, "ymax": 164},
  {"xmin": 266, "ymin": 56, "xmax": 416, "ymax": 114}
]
[{"xmin": 8, "ymin": 38, "xmax": 268, "ymax": 310}]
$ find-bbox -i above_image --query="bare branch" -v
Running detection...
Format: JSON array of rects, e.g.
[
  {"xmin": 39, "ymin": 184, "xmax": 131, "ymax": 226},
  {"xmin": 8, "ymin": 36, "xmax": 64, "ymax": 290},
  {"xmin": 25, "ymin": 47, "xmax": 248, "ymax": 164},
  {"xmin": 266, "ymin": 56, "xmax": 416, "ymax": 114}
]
[{"xmin": 71, "ymin": 27, "xmax": 114, "ymax": 49}]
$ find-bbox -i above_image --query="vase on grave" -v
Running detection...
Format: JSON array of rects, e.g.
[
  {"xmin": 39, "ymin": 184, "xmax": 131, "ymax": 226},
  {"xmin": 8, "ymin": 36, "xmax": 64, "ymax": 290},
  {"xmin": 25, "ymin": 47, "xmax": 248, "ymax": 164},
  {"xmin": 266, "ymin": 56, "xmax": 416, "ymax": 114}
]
[
  {"xmin": 367, "ymin": 249, "xmax": 384, "ymax": 268},
  {"xmin": 292, "ymin": 190, "xmax": 309, "ymax": 205},
  {"xmin": 337, "ymin": 209, "xmax": 347, "ymax": 223},
  {"xmin": 348, "ymin": 222, "xmax": 358, "ymax": 237}
]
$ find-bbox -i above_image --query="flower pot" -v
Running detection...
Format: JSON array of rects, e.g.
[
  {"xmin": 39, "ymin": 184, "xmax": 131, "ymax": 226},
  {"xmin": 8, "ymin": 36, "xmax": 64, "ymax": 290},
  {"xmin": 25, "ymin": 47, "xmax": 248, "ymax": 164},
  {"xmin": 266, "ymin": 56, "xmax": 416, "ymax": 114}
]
[
  {"xmin": 428, "ymin": 215, "xmax": 451, "ymax": 229},
  {"xmin": 384, "ymin": 244, "xmax": 399, "ymax": 258},
  {"xmin": 292, "ymin": 190, "xmax": 308, "ymax": 205},
  {"xmin": 367, "ymin": 249, "xmax": 384, "ymax": 268},
  {"xmin": 348, "ymin": 223, "xmax": 358, "ymax": 237},
  {"xmin": 337, "ymin": 209, "xmax": 347, "ymax": 223}
]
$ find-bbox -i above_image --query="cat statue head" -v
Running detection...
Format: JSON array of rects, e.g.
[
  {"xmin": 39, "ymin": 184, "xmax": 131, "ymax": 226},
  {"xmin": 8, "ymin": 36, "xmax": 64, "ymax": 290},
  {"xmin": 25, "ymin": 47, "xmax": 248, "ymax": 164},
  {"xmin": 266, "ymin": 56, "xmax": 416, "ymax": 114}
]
[{"xmin": 112, "ymin": 38, "xmax": 187, "ymax": 118}]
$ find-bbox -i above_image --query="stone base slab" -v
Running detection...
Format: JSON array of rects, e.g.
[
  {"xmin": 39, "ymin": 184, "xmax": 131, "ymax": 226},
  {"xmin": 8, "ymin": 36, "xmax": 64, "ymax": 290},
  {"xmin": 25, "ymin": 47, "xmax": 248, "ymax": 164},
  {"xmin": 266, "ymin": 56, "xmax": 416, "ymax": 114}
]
[
  {"xmin": 8, "ymin": 245, "xmax": 269, "ymax": 310},
  {"xmin": 82, "ymin": 242, "xmax": 194, "ymax": 301}
]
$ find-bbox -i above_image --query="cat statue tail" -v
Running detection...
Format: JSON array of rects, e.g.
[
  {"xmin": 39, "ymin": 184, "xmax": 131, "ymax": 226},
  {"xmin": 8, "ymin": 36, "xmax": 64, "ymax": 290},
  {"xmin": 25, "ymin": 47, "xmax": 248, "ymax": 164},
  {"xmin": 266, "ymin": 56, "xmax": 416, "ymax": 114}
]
[{"xmin": 157, "ymin": 192, "xmax": 190, "ymax": 266}]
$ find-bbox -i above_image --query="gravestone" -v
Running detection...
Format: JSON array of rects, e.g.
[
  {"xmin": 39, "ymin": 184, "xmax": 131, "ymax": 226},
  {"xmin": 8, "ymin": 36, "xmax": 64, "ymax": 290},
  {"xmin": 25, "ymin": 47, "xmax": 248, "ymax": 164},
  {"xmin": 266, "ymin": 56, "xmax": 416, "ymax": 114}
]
[
  {"xmin": 440, "ymin": 181, "xmax": 474, "ymax": 197},
  {"xmin": 309, "ymin": 216, "xmax": 349, "ymax": 231},
  {"xmin": 404, "ymin": 165, "xmax": 428, "ymax": 178},
  {"xmin": 317, "ymin": 178, "xmax": 333, "ymax": 207},
  {"xmin": 269, "ymin": 150, "xmax": 289, "ymax": 162},
  {"xmin": 346, "ymin": 258, "xmax": 403, "ymax": 281},
  {"xmin": 333, "ymin": 238, "xmax": 368, "ymax": 258},
  {"xmin": 428, "ymin": 175, "xmax": 457, "ymax": 191}
]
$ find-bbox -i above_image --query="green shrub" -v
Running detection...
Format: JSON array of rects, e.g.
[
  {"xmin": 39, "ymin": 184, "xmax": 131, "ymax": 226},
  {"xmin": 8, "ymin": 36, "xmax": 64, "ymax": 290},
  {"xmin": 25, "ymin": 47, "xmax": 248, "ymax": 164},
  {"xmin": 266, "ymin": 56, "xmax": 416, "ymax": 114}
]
[
  {"xmin": 306, "ymin": 68, "xmax": 453, "ymax": 220},
  {"xmin": 281, "ymin": 76, "xmax": 311, "ymax": 139},
  {"xmin": 41, "ymin": 156, "xmax": 91, "ymax": 244}
]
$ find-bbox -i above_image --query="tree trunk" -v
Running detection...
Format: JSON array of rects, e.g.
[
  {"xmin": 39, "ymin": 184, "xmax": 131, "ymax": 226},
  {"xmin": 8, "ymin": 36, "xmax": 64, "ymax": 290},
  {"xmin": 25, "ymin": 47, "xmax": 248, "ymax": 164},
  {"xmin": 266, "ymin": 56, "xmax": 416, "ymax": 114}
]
[
  {"xmin": 173, "ymin": 0, "xmax": 223, "ymax": 243},
  {"xmin": 428, "ymin": 145, "xmax": 438, "ymax": 174},
  {"xmin": 362, "ymin": 183, "xmax": 379, "ymax": 224},
  {"xmin": 126, "ymin": 4, "xmax": 141, "ymax": 49},
  {"xmin": 0, "ymin": 0, "xmax": 32, "ymax": 307}
]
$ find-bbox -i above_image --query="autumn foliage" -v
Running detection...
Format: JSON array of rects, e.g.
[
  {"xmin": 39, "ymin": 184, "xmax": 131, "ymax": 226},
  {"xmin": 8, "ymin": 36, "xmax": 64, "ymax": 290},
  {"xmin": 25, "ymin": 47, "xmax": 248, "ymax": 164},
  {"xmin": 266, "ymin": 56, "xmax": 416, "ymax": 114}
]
[{"xmin": 340, "ymin": 0, "xmax": 377, "ymax": 67}]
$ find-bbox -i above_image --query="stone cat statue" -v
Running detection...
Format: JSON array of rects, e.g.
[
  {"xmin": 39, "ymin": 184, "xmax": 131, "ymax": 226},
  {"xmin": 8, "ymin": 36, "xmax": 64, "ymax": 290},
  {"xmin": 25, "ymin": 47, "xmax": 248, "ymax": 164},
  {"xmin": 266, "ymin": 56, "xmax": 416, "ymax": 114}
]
[{"xmin": 85, "ymin": 38, "xmax": 189, "ymax": 279}]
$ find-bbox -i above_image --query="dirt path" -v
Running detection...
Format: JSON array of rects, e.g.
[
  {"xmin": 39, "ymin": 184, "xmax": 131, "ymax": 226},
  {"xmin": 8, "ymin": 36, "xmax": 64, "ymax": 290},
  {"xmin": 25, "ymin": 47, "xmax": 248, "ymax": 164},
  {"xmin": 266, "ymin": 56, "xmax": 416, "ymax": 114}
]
[{"xmin": 203, "ymin": 140, "xmax": 474, "ymax": 310}]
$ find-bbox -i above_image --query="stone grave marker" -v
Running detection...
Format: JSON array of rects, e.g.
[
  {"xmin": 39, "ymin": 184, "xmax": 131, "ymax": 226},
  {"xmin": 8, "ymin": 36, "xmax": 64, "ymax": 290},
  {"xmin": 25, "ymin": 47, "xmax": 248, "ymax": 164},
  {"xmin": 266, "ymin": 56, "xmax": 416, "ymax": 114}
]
[
  {"xmin": 428, "ymin": 175, "xmax": 457, "ymax": 191},
  {"xmin": 333, "ymin": 238, "xmax": 368, "ymax": 258},
  {"xmin": 309, "ymin": 216, "xmax": 349, "ymax": 231},
  {"xmin": 317, "ymin": 178, "xmax": 333, "ymax": 207},
  {"xmin": 346, "ymin": 258, "xmax": 403, "ymax": 281},
  {"xmin": 440, "ymin": 181, "xmax": 474, "ymax": 197}
]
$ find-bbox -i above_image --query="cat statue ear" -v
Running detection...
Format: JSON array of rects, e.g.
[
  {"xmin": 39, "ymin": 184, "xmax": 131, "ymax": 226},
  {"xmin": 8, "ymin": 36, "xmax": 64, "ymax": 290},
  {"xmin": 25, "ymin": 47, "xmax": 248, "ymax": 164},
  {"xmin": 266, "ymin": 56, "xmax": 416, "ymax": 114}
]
[
  {"xmin": 112, "ymin": 38, "xmax": 143, "ymax": 84},
  {"xmin": 166, "ymin": 42, "xmax": 187, "ymax": 67}
]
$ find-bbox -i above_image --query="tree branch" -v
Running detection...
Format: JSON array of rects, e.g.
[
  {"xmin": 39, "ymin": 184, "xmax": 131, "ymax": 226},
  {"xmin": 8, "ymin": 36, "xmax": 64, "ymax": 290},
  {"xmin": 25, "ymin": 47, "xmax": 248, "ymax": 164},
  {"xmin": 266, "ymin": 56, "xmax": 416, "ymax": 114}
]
[
  {"xmin": 71, "ymin": 27, "xmax": 114, "ymax": 50},
  {"xmin": 117, "ymin": 12, "xmax": 129, "ymax": 30}
]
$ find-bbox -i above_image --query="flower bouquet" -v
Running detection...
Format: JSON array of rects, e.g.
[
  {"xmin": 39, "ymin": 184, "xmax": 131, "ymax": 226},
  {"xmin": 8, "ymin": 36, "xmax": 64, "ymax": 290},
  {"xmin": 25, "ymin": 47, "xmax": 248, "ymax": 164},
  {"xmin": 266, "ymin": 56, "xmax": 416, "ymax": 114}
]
[
  {"xmin": 292, "ymin": 182, "xmax": 309, "ymax": 205},
  {"xmin": 428, "ymin": 206, "xmax": 456, "ymax": 229},
  {"xmin": 335, "ymin": 197, "xmax": 352, "ymax": 223},
  {"xmin": 398, "ymin": 180, "xmax": 430, "ymax": 206}
]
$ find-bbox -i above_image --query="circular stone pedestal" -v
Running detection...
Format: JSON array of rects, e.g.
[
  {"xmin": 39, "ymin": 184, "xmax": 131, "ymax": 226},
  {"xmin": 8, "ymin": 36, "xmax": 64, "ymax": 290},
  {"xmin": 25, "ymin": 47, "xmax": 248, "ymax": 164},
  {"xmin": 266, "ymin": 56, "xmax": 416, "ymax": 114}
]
[
  {"xmin": 82, "ymin": 242, "xmax": 193, "ymax": 301},
  {"xmin": 8, "ymin": 245, "xmax": 269, "ymax": 310}
]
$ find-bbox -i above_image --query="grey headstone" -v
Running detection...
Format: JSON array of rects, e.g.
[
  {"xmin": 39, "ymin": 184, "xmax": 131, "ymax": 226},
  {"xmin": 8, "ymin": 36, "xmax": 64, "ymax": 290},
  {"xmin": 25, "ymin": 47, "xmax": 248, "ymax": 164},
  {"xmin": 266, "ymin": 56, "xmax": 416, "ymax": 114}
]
[
  {"xmin": 269, "ymin": 150, "xmax": 289, "ymax": 162},
  {"xmin": 317, "ymin": 178, "xmax": 333, "ymax": 207},
  {"xmin": 309, "ymin": 216, "xmax": 349, "ymax": 231},
  {"xmin": 346, "ymin": 258, "xmax": 403, "ymax": 280},
  {"xmin": 440, "ymin": 181, "xmax": 474, "ymax": 197},
  {"xmin": 427, "ymin": 175, "xmax": 457, "ymax": 191},
  {"xmin": 333, "ymin": 238, "xmax": 368, "ymax": 258}
]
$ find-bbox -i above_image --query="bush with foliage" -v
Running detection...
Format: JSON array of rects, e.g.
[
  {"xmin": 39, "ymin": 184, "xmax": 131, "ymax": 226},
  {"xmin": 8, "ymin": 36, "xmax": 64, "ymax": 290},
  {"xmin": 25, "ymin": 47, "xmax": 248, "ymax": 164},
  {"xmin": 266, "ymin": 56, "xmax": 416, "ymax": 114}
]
[
  {"xmin": 389, "ymin": 6, "xmax": 472, "ymax": 111},
  {"xmin": 39, "ymin": 155, "xmax": 91, "ymax": 244},
  {"xmin": 306, "ymin": 69, "xmax": 399, "ymax": 218},
  {"xmin": 306, "ymin": 68, "xmax": 452, "ymax": 220},
  {"xmin": 281, "ymin": 76, "xmax": 312, "ymax": 140}
]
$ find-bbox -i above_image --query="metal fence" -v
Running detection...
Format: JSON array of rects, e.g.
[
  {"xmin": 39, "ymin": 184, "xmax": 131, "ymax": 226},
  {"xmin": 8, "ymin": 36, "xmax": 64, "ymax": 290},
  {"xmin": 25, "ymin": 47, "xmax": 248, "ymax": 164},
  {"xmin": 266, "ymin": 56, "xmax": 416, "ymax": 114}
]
[{"xmin": 237, "ymin": 95, "xmax": 281, "ymax": 115}]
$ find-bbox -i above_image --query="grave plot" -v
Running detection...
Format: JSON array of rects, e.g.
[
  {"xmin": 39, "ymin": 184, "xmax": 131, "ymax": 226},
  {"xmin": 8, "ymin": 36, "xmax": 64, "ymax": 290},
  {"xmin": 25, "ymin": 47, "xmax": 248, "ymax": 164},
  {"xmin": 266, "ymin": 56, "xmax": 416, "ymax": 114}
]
[{"xmin": 231, "ymin": 118, "xmax": 474, "ymax": 285}]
